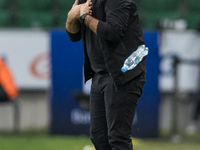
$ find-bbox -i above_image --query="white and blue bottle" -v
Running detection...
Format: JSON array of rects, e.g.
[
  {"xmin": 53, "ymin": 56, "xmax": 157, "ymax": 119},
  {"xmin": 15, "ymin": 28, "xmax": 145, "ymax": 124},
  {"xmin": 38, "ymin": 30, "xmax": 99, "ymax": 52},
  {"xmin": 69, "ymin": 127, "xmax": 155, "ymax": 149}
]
[{"xmin": 121, "ymin": 45, "xmax": 148, "ymax": 73}]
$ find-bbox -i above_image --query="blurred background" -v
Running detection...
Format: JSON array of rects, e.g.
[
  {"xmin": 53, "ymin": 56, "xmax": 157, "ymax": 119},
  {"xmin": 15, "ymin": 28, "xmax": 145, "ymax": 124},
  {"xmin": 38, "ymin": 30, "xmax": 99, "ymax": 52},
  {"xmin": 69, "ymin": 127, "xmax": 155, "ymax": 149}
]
[{"xmin": 0, "ymin": 0, "xmax": 200, "ymax": 149}]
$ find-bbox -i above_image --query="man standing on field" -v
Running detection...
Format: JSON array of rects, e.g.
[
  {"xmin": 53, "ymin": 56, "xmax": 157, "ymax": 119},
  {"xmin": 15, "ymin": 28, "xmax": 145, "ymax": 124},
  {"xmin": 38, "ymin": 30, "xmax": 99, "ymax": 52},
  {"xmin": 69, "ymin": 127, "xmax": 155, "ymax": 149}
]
[{"xmin": 66, "ymin": 0, "xmax": 146, "ymax": 149}]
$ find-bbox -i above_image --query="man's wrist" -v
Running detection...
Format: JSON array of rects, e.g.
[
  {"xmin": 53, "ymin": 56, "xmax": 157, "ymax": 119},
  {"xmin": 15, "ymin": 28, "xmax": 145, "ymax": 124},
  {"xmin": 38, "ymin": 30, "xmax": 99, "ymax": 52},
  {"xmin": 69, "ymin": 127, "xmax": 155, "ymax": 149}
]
[
  {"xmin": 79, "ymin": 13, "xmax": 89, "ymax": 24},
  {"xmin": 85, "ymin": 15, "xmax": 91, "ymax": 27}
]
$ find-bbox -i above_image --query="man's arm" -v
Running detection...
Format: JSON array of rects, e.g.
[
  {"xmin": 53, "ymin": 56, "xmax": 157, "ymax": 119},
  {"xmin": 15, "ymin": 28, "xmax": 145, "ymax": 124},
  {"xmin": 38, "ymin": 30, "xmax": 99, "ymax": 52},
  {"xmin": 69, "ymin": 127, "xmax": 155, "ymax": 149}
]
[
  {"xmin": 80, "ymin": 0, "xmax": 132, "ymax": 42},
  {"xmin": 84, "ymin": 15, "xmax": 99, "ymax": 34},
  {"xmin": 66, "ymin": 0, "xmax": 82, "ymax": 34},
  {"xmin": 80, "ymin": 0, "xmax": 98, "ymax": 34}
]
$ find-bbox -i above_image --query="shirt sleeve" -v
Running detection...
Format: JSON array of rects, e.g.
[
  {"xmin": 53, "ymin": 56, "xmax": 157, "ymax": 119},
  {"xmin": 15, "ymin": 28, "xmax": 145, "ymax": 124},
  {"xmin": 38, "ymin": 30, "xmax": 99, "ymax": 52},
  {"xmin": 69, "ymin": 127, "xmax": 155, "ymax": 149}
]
[
  {"xmin": 97, "ymin": 0, "xmax": 133, "ymax": 42},
  {"xmin": 66, "ymin": 29, "xmax": 82, "ymax": 42}
]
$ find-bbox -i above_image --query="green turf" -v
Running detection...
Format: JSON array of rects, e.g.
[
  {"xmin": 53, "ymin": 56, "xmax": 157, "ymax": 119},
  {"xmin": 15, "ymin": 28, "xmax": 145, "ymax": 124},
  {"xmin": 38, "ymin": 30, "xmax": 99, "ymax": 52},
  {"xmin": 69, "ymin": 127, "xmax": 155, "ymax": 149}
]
[
  {"xmin": 0, "ymin": 133, "xmax": 92, "ymax": 150},
  {"xmin": 0, "ymin": 133, "xmax": 200, "ymax": 150},
  {"xmin": 136, "ymin": 139, "xmax": 200, "ymax": 150}
]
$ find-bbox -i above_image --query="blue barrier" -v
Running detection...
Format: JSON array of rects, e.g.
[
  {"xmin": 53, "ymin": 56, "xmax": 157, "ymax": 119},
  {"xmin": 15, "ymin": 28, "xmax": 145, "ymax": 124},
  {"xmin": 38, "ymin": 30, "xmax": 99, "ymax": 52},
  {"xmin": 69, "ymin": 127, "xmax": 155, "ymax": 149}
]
[{"xmin": 50, "ymin": 30, "xmax": 160, "ymax": 137}]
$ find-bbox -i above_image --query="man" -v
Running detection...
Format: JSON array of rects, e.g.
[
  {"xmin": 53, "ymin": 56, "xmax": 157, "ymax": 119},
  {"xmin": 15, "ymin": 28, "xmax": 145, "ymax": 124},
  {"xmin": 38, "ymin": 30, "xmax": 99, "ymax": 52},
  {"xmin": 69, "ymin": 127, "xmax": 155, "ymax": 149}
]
[{"xmin": 66, "ymin": 0, "xmax": 146, "ymax": 149}]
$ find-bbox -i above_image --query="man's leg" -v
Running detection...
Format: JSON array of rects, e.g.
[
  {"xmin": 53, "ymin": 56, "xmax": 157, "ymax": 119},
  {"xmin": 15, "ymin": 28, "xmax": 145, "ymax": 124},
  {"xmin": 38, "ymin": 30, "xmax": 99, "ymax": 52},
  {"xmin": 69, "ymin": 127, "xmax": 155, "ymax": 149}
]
[
  {"xmin": 90, "ymin": 74, "xmax": 112, "ymax": 150},
  {"xmin": 103, "ymin": 73, "xmax": 146, "ymax": 150}
]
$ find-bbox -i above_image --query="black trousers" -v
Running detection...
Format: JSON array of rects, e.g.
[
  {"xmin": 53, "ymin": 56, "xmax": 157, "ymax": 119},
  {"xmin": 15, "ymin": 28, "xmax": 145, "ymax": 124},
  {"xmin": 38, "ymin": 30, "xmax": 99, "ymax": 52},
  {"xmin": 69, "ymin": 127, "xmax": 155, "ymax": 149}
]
[{"xmin": 89, "ymin": 72, "xmax": 146, "ymax": 150}]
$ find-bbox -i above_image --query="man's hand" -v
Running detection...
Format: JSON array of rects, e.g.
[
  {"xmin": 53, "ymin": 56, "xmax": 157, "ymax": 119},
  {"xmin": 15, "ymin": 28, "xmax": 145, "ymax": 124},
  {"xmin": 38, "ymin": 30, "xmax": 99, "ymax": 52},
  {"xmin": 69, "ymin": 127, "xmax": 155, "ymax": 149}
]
[
  {"xmin": 80, "ymin": 0, "xmax": 92, "ymax": 16},
  {"xmin": 68, "ymin": 0, "xmax": 82, "ymax": 20}
]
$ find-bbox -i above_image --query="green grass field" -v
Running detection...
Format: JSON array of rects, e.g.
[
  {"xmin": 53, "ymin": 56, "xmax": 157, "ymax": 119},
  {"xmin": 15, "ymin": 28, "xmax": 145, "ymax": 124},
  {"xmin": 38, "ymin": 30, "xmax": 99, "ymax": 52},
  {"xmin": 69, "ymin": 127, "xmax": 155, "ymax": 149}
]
[{"xmin": 0, "ymin": 132, "xmax": 200, "ymax": 150}]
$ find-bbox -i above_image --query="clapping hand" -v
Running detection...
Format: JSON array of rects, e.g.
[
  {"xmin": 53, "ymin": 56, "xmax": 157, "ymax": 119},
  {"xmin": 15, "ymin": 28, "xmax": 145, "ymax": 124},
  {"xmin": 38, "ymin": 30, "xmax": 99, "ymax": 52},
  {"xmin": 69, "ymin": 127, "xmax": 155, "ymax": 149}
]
[{"xmin": 68, "ymin": 0, "xmax": 83, "ymax": 20}]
